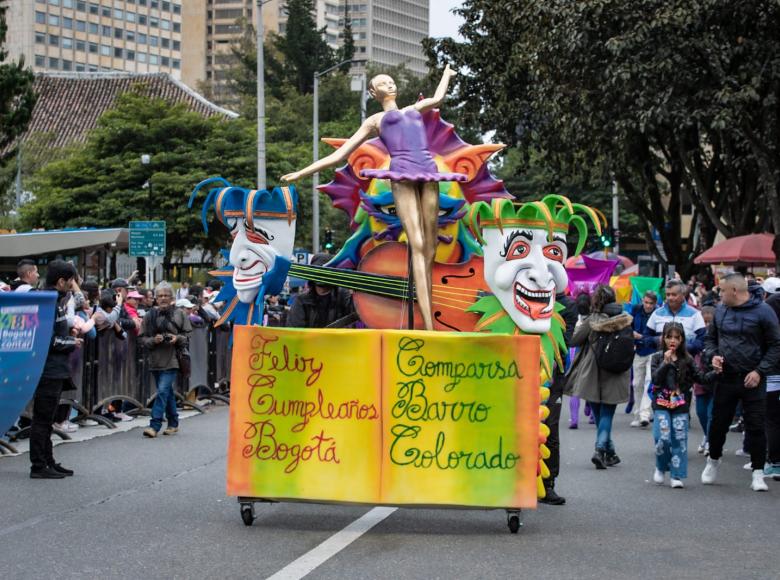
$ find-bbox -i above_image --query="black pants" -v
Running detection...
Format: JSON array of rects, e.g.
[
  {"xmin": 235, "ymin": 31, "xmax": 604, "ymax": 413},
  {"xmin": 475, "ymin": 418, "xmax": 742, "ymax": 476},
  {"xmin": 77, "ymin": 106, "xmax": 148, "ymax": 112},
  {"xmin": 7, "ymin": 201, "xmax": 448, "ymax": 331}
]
[
  {"xmin": 30, "ymin": 377, "xmax": 66, "ymax": 472},
  {"xmin": 544, "ymin": 370, "xmax": 564, "ymax": 483},
  {"xmin": 708, "ymin": 376, "xmax": 766, "ymax": 470},
  {"xmin": 767, "ymin": 390, "xmax": 780, "ymax": 465}
]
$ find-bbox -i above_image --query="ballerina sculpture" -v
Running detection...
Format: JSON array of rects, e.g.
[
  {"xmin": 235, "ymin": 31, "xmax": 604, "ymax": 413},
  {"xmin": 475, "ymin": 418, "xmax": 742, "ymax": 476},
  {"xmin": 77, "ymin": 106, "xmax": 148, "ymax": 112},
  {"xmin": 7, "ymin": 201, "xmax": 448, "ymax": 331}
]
[{"xmin": 281, "ymin": 65, "xmax": 465, "ymax": 331}]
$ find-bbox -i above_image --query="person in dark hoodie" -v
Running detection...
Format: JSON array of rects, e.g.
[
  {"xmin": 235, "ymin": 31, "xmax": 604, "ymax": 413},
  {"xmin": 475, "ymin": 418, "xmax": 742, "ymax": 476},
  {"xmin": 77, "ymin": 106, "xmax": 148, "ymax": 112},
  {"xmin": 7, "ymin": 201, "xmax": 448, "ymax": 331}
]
[
  {"xmin": 539, "ymin": 291, "xmax": 579, "ymax": 505},
  {"xmin": 762, "ymin": 277, "xmax": 780, "ymax": 480},
  {"xmin": 286, "ymin": 253, "xmax": 354, "ymax": 329},
  {"xmin": 565, "ymin": 284, "xmax": 634, "ymax": 469},
  {"xmin": 702, "ymin": 273, "xmax": 780, "ymax": 492},
  {"xmin": 29, "ymin": 260, "xmax": 82, "ymax": 479}
]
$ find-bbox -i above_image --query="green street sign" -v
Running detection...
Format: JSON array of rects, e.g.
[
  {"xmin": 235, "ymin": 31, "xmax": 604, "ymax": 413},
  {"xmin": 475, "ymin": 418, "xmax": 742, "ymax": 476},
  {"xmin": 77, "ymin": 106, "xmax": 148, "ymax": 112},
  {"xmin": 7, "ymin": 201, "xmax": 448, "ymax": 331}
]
[{"xmin": 129, "ymin": 221, "xmax": 166, "ymax": 257}]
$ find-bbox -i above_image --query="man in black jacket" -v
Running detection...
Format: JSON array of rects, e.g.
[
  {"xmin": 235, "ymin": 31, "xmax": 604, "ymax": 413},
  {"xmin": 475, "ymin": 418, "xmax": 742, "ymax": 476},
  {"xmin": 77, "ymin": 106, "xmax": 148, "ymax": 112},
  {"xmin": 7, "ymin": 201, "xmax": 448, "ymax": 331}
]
[
  {"xmin": 702, "ymin": 273, "xmax": 780, "ymax": 492},
  {"xmin": 286, "ymin": 254, "xmax": 355, "ymax": 329},
  {"xmin": 539, "ymin": 292, "xmax": 579, "ymax": 505},
  {"xmin": 29, "ymin": 260, "xmax": 82, "ymax": 479}
]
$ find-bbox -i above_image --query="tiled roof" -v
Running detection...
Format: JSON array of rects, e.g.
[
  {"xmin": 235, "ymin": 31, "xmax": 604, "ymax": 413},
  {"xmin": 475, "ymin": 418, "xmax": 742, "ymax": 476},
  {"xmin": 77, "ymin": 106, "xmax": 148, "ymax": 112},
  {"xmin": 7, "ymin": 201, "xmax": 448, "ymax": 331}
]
[{"xmin": 9, "ymin": 72, "xmax": 238, "ymax": 155}]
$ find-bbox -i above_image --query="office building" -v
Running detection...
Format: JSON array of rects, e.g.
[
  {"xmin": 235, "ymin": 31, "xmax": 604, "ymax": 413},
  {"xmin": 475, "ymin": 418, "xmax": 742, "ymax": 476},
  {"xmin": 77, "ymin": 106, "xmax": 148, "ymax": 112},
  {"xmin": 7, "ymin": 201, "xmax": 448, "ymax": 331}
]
[{"xmin": 5, "ymin": 0, "xmax": 184, "ymax": 77}]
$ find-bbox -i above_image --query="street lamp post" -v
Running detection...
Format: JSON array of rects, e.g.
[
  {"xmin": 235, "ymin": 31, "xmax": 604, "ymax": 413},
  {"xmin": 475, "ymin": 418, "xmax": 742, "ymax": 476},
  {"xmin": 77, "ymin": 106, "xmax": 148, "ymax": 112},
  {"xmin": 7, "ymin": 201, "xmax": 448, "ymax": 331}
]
[
  {"xmin": 312, "ymin": 59, "xmax": 364, "ymax": 253},
  {"xmin": 141, "ymin": 154, "xmax": 154, "ymax": 287},
  {"xmin": 256, "ymin": 0, "xmax": 271, "ymax": 190}
]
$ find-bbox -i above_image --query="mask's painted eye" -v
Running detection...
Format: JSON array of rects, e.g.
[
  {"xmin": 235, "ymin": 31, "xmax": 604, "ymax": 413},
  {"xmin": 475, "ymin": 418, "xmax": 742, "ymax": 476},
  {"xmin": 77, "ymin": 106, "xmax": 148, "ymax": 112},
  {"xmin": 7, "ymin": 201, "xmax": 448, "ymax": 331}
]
[
  {"xmin": 506, "ymin": 240, "xmax": 530, "ymax": 261},
  {"xmin": 243, "ymin": 220, "xmax": 270, "ymax": 245},
  {"xmin": 378, "ymin": 205, "xmax": 397, "ymax": 216},
  {"xmin": 543, "ymin": 244, "xmax": 564, "ymax": 263}
]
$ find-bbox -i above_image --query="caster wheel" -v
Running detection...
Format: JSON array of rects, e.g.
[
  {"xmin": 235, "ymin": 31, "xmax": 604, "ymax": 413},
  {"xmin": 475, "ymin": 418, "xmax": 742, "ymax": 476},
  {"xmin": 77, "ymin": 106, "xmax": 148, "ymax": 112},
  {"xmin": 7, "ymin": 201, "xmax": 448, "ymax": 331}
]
[
  {"xmin": 507, "ymin": 515, "xmax": 521, "ymax": 534},
  {"xmin": 240, "ymin": 504, "xmax": 255, "ymax": 526}
]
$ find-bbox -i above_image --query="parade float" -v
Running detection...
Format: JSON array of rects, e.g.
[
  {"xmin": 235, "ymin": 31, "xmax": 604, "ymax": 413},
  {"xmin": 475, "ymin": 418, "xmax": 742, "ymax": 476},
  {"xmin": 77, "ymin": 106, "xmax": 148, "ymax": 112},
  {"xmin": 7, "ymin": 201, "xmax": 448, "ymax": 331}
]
[{"xmin": 188, "ymin": 67, "xmax": 604, "ymax": 533}]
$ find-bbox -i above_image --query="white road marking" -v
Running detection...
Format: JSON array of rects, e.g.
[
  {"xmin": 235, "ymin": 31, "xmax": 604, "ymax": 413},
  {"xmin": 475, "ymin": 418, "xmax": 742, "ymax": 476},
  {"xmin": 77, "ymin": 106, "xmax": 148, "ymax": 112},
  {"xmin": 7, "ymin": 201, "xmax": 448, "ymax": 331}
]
[{"xmin": 266, "ymin": 507, "xmax": 397, "ymax": 580}]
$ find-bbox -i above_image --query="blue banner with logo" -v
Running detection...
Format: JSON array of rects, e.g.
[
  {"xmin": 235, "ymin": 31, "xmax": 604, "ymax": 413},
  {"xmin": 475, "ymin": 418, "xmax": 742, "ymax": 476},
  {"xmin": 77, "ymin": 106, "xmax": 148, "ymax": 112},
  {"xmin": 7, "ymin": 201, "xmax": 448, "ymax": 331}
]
[{"xmin": 0, "ymin": 291, "xmax": 58, "ymax": 437}]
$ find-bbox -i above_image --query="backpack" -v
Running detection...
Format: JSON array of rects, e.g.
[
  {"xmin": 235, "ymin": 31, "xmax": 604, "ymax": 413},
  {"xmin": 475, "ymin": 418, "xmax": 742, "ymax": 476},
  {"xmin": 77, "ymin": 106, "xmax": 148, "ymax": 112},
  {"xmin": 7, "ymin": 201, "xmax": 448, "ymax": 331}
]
[{"xmin": 591, "ymin": 325, "xmax": 635, "ymax": 374}]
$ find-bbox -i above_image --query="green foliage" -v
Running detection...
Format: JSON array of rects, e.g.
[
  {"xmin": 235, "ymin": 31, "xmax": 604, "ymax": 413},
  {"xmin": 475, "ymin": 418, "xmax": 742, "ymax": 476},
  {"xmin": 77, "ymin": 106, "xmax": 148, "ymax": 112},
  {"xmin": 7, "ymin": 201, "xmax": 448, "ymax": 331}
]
[
  {"xmin": 428, "ymin": 0, "xmax": 780, "ymax": 273},
  {"xmin": 0, "ymin": 2, "xmax": 36, "ymax": 153},
  {"xmin": 276, "ymin": 0, "xmax": 335, "ymax": 94}
]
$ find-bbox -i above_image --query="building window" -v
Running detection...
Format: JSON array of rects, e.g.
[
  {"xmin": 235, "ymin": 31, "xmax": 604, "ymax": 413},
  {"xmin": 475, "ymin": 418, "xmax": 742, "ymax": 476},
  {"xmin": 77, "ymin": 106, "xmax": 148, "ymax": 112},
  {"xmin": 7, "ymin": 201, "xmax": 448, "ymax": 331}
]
[
  {"xmin": 150, "ymin": 17, "xmax": 159, "ymax": 28},
  {"xmin": 102, "ymin": 6, "xmax": 111, "ymax": 17},
  {"xmin": 49, "ymin": 35, "xmax": 59, "ymax": 46},
  {"xmin": 76, "ymin": 39, "xmax": 85, "ymax": 51},
  {"xmin": 35, "ymin": 54, "xmax": 46, "ymax": 66},
  {"xmin": 88, "ymin": 41, "xmax": 98, "ymax": 53},
  {"xmin": 138, "ymin": 15, "xmax": 146, "ymax": 25},
  {"xmin": 76, "ymin": 19, "xmax": 86, "ymax": 32},
  {"xmin": 173, "ymin": 22, "xmax": 180, "ymax": 33},
  {"xmin": 149, "ymin": 36, "xmax": 158, "ymax": 47},
  {"xmin": 114, "ymin": 27, "xmax": 123, "ymax": 39},
  {"xmin": 35, "ymin": 32, "xmax": 46, "ymax": 44},
  {"xmin": 89, "ymin": 22, "xmax": 98, "ymax": 34},
  {"xmin": 161, "ymin": 56, "xmax": 169, "ymax": 66},
  {"xmin": 127, "ymin": 50, "xmax": 135, "ymax": 61},
  {"xmin": 114, "ymin": 8, "xmax": 123, "ymax": 19},
  {"xmin": 161, "ymin": 37, "xmax": 170, "ymax": 48},
  {"xmin": 138, "ymin": 33, "xmax": 147, "ymax": 44},
  {"xmin": 149, "ymin": 54, "xmax": 159, "ymax": 65},
  {"xmin": 172, "ymin": 58, "xmax": 180, "ymax": 69},
  {"xmin": 49, "ymin": 0, "xmax": 60, "ymax": 6},
  {"xmin": 173, "ymin": 4, "xmax": 180, "ymax": 15},
  {"xmin": 126, "ymin": 31, "xmax": 135, "ymax": 42},
  {"xmin": 88, "ymin": 3, "xmax": 98, "ymax": 15},
  {"xmin": 162, "ymin": 1, "xmax": 170, "ymax": 11},
  {"xmin": 151, "ymin": 0, "xmax": 159, "ymax": 8},
  {"xmin": 62, "ymin": 37, "xmax": 73, "ymax": 49},
  {"xmin": 139, "ymin": 0, "xmax": 147, "ymax": 6},
  {"xmin": 138, "ymin": 52, "xmax": 147, "ymax": 63},
  {"xmin": 35, "ymin": 11, "xmax": 46, "ymax": 24},
  {"xmin": 49, "ymin": 57, "xmax": 60, "ymax": 69},
  {"xmin": 103, "ymin": 25, "xmax": 112, "ymax": 36},
  {"xmin": 76, "ymin": 1, "xmax": 86, "ymax": 10},
  {"xmin": 76, "ymin": 63, "xmax": 85, "ymax": 71},
  {"xmin": 126, "ymin": 12, "xmax": 136, "ymax": 23},
  {"xmin": 172, "ymin": 40, "xmax": 180, "ymax": 51},
  {"xmin": 100, "ymin": 44, "xmax": 110, "ymax": 56},
  {"xmin": 48, "ymin": 14, "xmax": 60, "ymax": 26},
  {"xmin": 62, "ymin": 59, "xmax": 72, "ymax": 71},
  {"xmin": 114, "ymin": 47, "xmax": 123, "ymax": 58},
  {"xmin": 63, "ymin": 17, "xmax": 73, "ymax": 29}
]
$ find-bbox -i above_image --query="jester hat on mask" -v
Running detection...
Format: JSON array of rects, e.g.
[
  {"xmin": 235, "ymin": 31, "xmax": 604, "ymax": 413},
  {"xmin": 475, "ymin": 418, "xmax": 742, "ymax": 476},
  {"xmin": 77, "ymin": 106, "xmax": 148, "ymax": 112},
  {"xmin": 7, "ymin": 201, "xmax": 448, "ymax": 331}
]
[
  {"xmin": 466, "ymin": 194, "xmax": 605, "ymax": 378},
  {"xmin": 188, "ymin": 177, "xmax": 298, "ymax": 326}
]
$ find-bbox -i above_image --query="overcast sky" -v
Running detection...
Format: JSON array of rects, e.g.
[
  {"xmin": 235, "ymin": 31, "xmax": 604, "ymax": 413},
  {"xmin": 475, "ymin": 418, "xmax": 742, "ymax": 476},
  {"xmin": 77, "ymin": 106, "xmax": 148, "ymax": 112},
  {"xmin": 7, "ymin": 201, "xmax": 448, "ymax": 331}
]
[{"xmin": 428, "ymin": 0, "xmax": 465, "ymax": 40}]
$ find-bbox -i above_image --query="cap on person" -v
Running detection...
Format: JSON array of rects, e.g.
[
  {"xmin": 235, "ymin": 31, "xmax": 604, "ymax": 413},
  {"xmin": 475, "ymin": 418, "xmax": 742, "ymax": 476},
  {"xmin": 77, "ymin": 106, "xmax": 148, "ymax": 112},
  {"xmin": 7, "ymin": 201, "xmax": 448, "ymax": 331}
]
[
  {"xmin": 127, "ymin": 290, "xmax": 144, "ymax": 300},
  {"xmin": 110, "ymin": 278, "xmax": 129, "ymax": 289},
  {"xmin": 176, "ymin": 298, "xmax": 195, "ymax": 308},
  {"xmin": 762, "ymin": 277, "xmax": 780, "ymax": 295}
]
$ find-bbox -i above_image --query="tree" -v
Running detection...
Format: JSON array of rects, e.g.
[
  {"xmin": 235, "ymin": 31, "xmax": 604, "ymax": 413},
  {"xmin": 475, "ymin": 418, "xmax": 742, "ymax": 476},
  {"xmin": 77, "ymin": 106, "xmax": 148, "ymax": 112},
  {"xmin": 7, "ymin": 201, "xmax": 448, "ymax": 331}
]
[
  {"xmin": 0, "ymin": 1, "xmax": 37, "ymax": 213},
  {"xmin": 426, "ymin": 0, "xmax": 780, "ymax": 274},
  {"xmin": 21, "ymin": 92, "xmax": 257, "ymax": 257},
  {"xmin": 338, "ymin": 4, "xmax": 356, "ymax": 72},
  {"xmin": 0, "ymin": 2, "xmax": 36, "ymax": 153},
  {"xmin": 276, "ymin": 0, "xmax": 334, "ymax": 94}
]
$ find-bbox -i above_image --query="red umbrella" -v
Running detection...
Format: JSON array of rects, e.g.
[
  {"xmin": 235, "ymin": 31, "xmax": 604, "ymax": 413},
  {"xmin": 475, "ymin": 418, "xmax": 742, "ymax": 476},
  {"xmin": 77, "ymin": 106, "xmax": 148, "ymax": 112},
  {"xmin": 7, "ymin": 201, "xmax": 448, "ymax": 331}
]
[{"xmin": 694, "ymin": 233, "xmax": 775, "ymax": 265}]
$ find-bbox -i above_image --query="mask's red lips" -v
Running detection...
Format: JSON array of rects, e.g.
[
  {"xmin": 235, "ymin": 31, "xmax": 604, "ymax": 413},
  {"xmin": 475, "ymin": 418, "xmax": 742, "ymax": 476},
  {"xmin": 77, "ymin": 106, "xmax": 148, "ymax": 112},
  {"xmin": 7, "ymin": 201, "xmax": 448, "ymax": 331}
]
[
  {"xmin": 514, "ymin": 282, "xmax": 554, "ymax": 320},
  {"xmin": 234, "ymin": 260, "xmax": 266, "ymax": 283}
]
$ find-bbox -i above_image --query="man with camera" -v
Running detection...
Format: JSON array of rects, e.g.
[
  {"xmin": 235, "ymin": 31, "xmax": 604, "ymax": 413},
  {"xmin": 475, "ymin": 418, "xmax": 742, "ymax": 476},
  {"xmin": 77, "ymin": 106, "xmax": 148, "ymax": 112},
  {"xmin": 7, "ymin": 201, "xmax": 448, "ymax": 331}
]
[{"xmin": 139, "ymin": 282, "xmax": 192, "ymax": 438}]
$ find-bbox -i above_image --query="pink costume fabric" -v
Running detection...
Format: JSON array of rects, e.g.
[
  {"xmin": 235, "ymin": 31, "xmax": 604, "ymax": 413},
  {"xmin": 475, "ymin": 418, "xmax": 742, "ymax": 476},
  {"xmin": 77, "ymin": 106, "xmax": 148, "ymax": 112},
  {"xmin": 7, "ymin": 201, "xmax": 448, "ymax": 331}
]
[{"xmin": 361, "ymin": 108, "xmax": 468, "ymax": 182}]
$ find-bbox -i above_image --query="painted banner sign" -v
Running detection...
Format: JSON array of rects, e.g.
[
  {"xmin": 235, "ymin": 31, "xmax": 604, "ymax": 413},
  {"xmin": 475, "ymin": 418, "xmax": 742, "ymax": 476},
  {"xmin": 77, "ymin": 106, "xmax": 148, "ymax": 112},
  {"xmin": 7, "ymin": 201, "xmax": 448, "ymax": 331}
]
[
  {"xmin": 227, "ymin": 326, "xmax": 541, "ymax": 508},
  {"xmin": 0, "ymin": 291, "xmax": 58, "ymax": 437}
]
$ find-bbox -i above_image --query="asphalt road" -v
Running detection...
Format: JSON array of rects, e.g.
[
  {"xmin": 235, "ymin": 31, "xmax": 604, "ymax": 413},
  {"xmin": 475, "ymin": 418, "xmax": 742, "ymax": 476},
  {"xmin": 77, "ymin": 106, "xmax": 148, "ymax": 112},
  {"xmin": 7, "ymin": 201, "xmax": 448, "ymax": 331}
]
[{"xmin": 1, "ymin": 403, "xmax": 777, "ymax": 580}]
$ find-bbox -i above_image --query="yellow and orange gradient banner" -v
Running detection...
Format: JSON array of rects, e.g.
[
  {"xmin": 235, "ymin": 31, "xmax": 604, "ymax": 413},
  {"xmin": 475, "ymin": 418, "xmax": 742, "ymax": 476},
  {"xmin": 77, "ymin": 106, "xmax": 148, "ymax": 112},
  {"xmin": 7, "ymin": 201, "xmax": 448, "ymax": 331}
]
[{"xmin": 227, "ymin": 326, "xmax": 541, "ymax": 508}]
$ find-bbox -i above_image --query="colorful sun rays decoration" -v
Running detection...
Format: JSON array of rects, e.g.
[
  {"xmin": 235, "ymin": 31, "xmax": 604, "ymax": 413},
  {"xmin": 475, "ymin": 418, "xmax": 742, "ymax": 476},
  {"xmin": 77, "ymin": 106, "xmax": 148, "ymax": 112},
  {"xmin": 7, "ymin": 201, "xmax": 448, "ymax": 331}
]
[
  {"xmin": 318, "ymin": 109, "xmax": 511, "ymax": 267},
  {"xmin": 466, "ymin": 194, "xmax": 606, "ymax": 499}
]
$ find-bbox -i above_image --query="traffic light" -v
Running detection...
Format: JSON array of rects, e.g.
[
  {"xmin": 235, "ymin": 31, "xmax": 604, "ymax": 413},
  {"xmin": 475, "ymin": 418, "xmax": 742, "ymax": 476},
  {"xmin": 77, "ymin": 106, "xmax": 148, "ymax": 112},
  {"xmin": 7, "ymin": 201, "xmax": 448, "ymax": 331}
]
[
  {"xmin": 599, "ymin": 227, "xmax": 612, "ymax": 248},
  {"xmin": 324, "ymin": 228, "xmax": 334, "ymax": 251}
]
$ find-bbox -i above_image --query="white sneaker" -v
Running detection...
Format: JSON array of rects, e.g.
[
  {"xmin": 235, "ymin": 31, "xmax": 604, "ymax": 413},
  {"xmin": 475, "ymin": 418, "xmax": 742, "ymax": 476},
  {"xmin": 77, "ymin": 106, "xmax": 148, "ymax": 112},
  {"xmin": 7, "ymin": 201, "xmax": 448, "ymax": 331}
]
[
  {"xmin": 743, "ymin": 461, "xmax": 753, "ymax": 471},
  {"xmin": 702, "ymin": 458, "xmax": 720, "ymax": 484},
  {"xmin": 630, "ymin": 420, "xmax": 641, "ymax": 428},
  {"xmin": 115, "ymin": 412, "xmax": 135, "ymax": 422},
  {"xmin": 735, "ymin": 448, "xmax": 748, "ymax": 457},
  {"xmin": 653, "ymin": 469, "xmax": 664, "ymax": 485},
  {"xmin": 751, "ymin": 470, "xmax": 769, "ymax": 492},
  {"xmin": 54, "ymin": 421, "xmax": 78, "ymax": 433},
  {"xmin": 670, "ymin": 478, "xmax": 684, "ymax": 489},
  {"xmin": 697, "ymin": 440, "xmax": 707, "ymax": 454}
]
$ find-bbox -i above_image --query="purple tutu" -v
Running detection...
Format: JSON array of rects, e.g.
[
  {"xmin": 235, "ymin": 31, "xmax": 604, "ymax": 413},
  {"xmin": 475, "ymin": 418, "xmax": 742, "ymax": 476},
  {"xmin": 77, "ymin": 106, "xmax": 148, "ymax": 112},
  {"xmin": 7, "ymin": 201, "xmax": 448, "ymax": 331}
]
[{"xmin": 360, "ymin": 108, "xmax": 468, "ymax": 183}]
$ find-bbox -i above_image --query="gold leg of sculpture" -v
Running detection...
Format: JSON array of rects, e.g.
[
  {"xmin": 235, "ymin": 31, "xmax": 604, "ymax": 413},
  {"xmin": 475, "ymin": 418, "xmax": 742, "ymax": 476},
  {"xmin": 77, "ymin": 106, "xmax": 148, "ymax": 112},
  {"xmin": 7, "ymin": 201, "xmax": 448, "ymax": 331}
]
[{"xmin": 392, "ymin": 181, "xmax": 435, "ymax": 330}]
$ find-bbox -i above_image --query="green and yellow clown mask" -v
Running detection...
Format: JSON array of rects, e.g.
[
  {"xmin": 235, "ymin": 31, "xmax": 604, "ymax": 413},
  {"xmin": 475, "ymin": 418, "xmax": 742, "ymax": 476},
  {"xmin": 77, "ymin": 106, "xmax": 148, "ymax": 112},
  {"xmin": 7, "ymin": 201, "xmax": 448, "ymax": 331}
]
[{"xmin": 469, "ymin": 195, "xmax": 604, "ymax": 334}]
